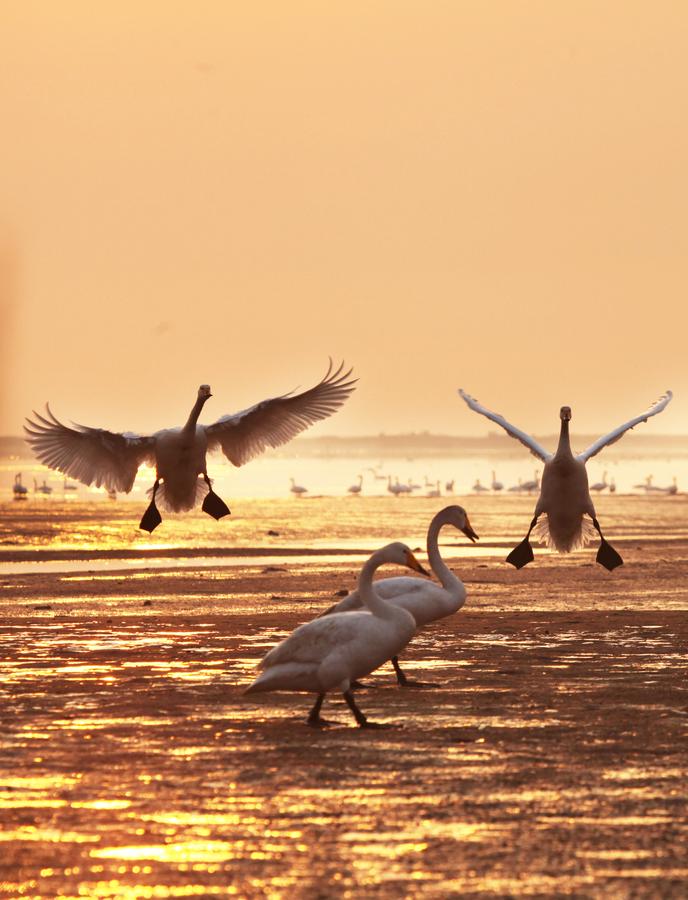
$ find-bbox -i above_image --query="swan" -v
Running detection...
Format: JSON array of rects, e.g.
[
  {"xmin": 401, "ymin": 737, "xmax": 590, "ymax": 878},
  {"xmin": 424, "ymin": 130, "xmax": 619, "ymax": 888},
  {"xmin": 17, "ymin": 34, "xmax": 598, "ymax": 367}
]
[
  {"xmin": 13, "ymin": 474, "xmax": 28, "ymax": 497},
  {"xmin": 290, "ymin": 477, "xmax": 308, "ymax": 497},
  {"xmin": 491, "ymin": 471, "xmax": 503, "ymax": 491},
  {"xmin": 426, "ymin": 480, "xmax": 441, "ymax": 498},
  {"xmin": 589, "ymin": 471, "xmax": 609, "ymax": 492},
  {"xmin": 33, "ymin": 478, "xmax": 53, "ymax": 495},
  {"xmin": 519, "ymin": 470, "xmax": 540, "ymax": 493},
  {"xmin": 472, "ymin": 478, "xmax": 489, "ymax": 493},
  {"xmin": 458, "ymin": 388, "xmax": 673, "ymax": 570},
  {"xmin": 609, "ymin": 477, "xmax": 617, "ymax": 494},
  {"xmin": 347, "ymin": 475, "xmax": 363, "ymax": 495},
  {"xmin": 322, "ymin": 505, "xmax": 478, "ymax": 686},
  {"xmin": 445, "ymin": 479, "xmax": 455, "ymax": 493},
  {"xmin": 24, "ymin": 360, "xmax": 355, "ymax": 532},
  {"xmin": 246, "ymin": 542, "xmax": 429, "ymax": 727},
  {"xmin": 387, "ymin": 476, "xmax": 406, "ymax": 497}
]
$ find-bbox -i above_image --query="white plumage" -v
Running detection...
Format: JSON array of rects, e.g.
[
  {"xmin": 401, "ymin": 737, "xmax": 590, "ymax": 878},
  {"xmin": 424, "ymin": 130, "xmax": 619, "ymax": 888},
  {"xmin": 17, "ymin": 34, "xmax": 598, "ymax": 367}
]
[
  {"xmin": 322, "ymin": 505, "xmax": 478, "ymax": 685},
  {"xmin": 246, "ymin": 542, "xmax": 428, "ymax": 727}
]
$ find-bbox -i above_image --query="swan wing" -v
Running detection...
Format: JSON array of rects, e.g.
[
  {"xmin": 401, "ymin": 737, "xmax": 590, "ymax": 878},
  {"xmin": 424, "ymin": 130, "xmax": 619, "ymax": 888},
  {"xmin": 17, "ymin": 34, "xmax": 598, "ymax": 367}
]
[
  {"xmin": 458, "ymin": 389, "xmax": 551, "ymax": 462},
  {"xmin": 24, "ymin": 405, "xmax": 155, "ymax": 493},
  {"xmin": 206, "ymin": 360, "xmax": 357, "ymax": 466},
  {"xmin": 577, "ymin": 391, "xmax": 673, "ymax": 462},
  {"xmin": 260, "ymin": 612, "xmax": 370, "ymax": 669}
]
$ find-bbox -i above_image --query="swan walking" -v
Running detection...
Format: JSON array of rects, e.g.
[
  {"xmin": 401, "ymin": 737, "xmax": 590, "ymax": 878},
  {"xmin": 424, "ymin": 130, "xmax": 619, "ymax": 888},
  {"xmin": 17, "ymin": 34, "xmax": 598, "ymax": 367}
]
[
  {"xmin": 246, "ymin": 543, "xmax": 429, "ymax": 727},
  {"xmin": 323, "ymin": 506, "xmax": 478, "ymax": 686},
  {"xmin": 24, "ymin": 360, "xmax": 355, "ymax": 532},
  {"xmin": 459, "ymin": 388, "xmax": 673, "ymax": 570}
]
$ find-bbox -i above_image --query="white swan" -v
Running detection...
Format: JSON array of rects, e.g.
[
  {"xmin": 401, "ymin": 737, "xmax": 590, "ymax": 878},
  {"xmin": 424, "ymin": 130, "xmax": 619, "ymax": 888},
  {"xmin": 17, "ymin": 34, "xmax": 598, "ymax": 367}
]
[
  {"xmin": 472, "ymin": 478, "xmax": 489, "ymax": 493},
  {"xmin": 491, "ymin": 471, "xmax": 503, "ymax": 491},
  {"xmin": 290, "ymin": 477, "xmax": 308, "ymax": 497},
  {"xmin": 246, "ymin": 542, "xmax": 429, "ymax": 727},
  {"xmin": 347, "ymin": 475, "xmax": 363, "ymax": 495},
  {"xmin": 426, "ymin": 480, "xmax": 441, "ymax": 498},
  {"xmin": 459, "ymin": 388, "xmax": 673, "ymax": 570},
  {"xmin": 24, "ymin": 360, "xmax": 355, "ymax": 532},
  {"xmin": 13, "ymin": 474, "xmax": 28, "ymax": 498},
  {"xmin": 589, "ymin": 471, "xmax": 609, "ymax": 492},
  {"xmin": 322, "ymin": 506, "xmax": 478, "ymax": 686}
]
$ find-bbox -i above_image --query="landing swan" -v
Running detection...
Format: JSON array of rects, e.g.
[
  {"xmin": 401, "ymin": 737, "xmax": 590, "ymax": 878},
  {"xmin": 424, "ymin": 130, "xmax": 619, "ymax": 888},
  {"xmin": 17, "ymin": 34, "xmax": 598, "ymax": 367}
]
[
  {"xmin": 459, "ymin": 388, "xmax": 673, "ymax": 570},
  {"xmin": 246, "ymin": 542, "xmax": 429, "ymax": 728},
  {"xmin": 25, "ymin": 360, "xmax": 356, "ymax": 532},
  {"xmin": 322, "ymin": 505, "xmax": 478, "ymax": 686}
]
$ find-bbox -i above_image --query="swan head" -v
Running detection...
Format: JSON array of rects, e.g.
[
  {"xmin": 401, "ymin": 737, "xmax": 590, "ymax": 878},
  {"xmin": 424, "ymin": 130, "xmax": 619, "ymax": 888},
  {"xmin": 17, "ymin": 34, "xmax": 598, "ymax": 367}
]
[
  {"xmin": 198, "ymin": 384, "xmax": 212, "ymax": 401},
  {"xmin": 383, "ymin": 542, "xmax": 431, "ymax": 576},
  {"xmin": 559, "ymin": 406, "xmax": 572, "ymax": 422},
  {"xmin": 443, "ymin": 505, "xmax": 479, "ymax": 542}
]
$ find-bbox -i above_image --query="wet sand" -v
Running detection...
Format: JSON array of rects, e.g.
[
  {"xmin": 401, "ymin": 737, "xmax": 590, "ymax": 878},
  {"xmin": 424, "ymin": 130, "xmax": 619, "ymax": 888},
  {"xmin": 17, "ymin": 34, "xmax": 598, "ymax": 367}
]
[{"xmin": 1, "ymin": 495, "xmax": 687, "ymax": 897}]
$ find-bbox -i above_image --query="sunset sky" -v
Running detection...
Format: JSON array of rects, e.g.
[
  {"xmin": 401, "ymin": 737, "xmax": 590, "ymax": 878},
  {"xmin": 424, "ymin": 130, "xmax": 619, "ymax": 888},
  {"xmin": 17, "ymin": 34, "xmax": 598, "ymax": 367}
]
[{"xmin": 2, "ymin": 2, "xmax": 686, "ymax": 439}]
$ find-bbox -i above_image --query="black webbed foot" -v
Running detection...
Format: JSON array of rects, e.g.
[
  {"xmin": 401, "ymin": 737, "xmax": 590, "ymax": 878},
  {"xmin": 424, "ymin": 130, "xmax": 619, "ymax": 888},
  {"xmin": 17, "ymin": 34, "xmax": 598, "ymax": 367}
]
[
  {"xmin": 506, "ymin": 537, "xmax": 534, "ymax": 569},
  {"xmin": 202, "ymin": 490, "xmax": 231, "ymax": 520},
  {"xmin": 597, "ymin": 538, "xmax": 623, "ymax": 571},
  {"xmin": 306, "ymin": 716, "xmax": 336, "ymax": 729},
  {"xmin": 139, "ymin": 501, "xmax": 162, "ymax": 533}
]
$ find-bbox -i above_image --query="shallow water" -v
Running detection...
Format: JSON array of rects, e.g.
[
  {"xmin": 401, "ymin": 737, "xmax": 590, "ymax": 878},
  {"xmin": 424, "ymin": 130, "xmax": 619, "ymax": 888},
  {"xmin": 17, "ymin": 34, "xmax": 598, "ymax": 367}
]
[{"xmin": 1, "ymin": 495, "xmax": 687, "ymax": 897}]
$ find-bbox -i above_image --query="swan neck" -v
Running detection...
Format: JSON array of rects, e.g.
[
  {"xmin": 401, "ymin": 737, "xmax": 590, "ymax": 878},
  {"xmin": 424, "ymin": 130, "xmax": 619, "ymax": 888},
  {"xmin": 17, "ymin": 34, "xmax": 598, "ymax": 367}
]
[
  {"xmin": 183, "ymin": 395, "xmax": 208, "ymax": 433},
  {"xmin": 555, "ymin": 419, "xmax": 572, "ymax": 457},
  {"xmin": 427, "ymin": 515, "xmax": 465, "ymax": 603},
  {"xmin": 358, "ymin": 550, "xmax": 392, "ymax": 617}
]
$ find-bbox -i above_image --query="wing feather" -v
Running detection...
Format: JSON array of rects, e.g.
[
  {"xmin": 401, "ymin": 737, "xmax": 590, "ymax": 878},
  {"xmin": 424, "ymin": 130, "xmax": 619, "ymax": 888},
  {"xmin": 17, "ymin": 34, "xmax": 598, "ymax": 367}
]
[
  {"xmin": 577, "ymin": 391, "xmax": 673, "ymax": 462},
  {"xmin": 205, "ymin": 359, "xmax": 357, "ymax": 466},
  {"xmin": 24, "ymin": 405, "xmax": 155, "ymax": 493},
  {"xmin": 458, "ymin": 389, "xmax": 551, "ymax": 462}
]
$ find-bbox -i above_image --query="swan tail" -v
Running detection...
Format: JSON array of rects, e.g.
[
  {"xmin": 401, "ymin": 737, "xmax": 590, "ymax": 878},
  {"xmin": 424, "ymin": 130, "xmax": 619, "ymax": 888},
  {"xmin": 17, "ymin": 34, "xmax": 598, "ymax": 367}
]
[
  {"xmin": 532, "ymin": 515, "xmax": 597, "ymax": 553},
  {"xmin": 149, "ymin": 477, "xmax": 209, "ymax": 513},
  {"xmin": 246, "ymin": 664, "xmax": 316, "ymax": 694}
]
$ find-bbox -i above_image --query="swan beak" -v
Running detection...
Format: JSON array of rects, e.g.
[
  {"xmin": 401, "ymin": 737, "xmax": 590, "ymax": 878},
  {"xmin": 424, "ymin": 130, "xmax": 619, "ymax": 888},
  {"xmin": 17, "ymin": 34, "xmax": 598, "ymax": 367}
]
[
  {"xmin": 462, "ymin": 518, "xmax": 479, "ymax": 542},
  {"xmin": 405, "ymin": 550, "xmax": 431, "ymax": 577}
]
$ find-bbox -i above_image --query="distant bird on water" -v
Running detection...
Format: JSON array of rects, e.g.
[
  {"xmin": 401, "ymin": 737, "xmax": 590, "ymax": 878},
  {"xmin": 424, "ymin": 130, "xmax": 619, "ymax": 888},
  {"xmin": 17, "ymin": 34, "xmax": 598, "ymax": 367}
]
[
  {"xmin": 459, "ymin": 388, "xmax": 673, "ymax": 570},
  {"xmin": 24, "ymin": 360, "xmax": 356, "ymax": 532},
  {"xmin": 290, "ymin": 477, "xmax": 308, "ymax": 498},
  {"xmin": 347, "ymin": 475, "xmax": 363, "ymax": 495},
  {"xmin": 589, "ymin": 471, "xmax": 609, "ymax": 492},
  {"xmin": 13, "ymin": 474, "xmax": 28, "ymax": 499}
]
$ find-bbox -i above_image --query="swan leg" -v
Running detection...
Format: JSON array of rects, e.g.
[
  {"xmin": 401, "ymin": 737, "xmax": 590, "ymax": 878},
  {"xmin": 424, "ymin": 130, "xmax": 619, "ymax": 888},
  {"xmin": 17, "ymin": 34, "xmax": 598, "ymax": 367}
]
[
  {"xmin": 506, "ymin": 515, "xmax": 538, "ymax": 568},
  {"xmin": 391, "ymin": 656, "xmax": 436, "ymax": 688},
  {"xmin": 343, "ymin": 690, "xmax": 388, "ymax": 728},
  {"xmin": 201, "ymin": 473, "xmax": 231, "ymax": 520},
  {"xmin": 591, "ymin": 517, "xmax": 624, "ymax": 571},
  {"xmin": 306, "ymin": 693, "xmax": 335, "ymax": 728},
  {"xmin": 139, "ymin": 480, "xmax": 162, "ymax": 533}
]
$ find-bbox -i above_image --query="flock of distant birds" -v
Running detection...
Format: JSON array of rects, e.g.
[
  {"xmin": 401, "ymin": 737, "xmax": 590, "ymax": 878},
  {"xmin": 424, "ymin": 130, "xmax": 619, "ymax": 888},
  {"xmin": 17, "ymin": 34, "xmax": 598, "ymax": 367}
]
[{"xmin": 9, "ymin": 363, "xmax": 679, "ymax": 725}]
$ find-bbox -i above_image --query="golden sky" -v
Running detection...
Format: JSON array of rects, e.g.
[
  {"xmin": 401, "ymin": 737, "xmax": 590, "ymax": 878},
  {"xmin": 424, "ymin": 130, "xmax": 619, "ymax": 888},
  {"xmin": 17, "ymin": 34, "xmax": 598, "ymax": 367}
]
[{"xmin": 2, "ymin": 2, "xmax": 686, "ymax": 438}]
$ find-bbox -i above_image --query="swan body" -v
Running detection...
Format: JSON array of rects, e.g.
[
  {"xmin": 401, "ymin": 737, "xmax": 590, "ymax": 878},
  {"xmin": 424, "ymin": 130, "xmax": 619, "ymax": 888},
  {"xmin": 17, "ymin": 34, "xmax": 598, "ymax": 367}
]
[
  {"xmin": 13, "ymin": 474, "xmax": 28, "ymax": 497},
  {"xmin": 25, "ymin": 360, "xmax": 355, "ymax": 531},
  {"xmin": 426, "ymin": 480, "xmax": 441, "ymax": 498},
  {"xmin": 589, "ymin": 471, "xmax": 609, "ymax": 492},
  {"xmin": 347, "ymin": 475, "xmax": 363, "ymax": 495},
  {"xmin": 246, "ymin": 542, "xmax": 429, "ymax": 726},
  {"xmin": 290, "ymin": 478, "xmax": 308, "ymax": 497},
  {"xmin": 459, "ymin": 388, "xmax": 673, "ymax": 569},
  {"xmin": 322, "ymin": 506, "xmax": 478, "ymax": 686}
]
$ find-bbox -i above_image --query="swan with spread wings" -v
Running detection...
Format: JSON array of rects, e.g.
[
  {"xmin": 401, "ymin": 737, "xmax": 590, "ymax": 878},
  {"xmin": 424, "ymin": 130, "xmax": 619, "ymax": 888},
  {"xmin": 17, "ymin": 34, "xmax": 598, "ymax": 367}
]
[
  {"xmin": 25, "ymin": 360, "xmax": 356, "ymax": 532},
  {"xmin": 458, "ymin": 389, "xmax": 673, "ymax": 570}
]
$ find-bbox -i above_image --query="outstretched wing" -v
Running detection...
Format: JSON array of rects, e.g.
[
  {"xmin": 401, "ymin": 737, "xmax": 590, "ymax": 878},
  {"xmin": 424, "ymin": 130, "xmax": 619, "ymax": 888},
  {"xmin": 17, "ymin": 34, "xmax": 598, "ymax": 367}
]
[
  {"xmin": 205, "ymin": 359, "xmax": 357, "ymax": 466},
  {"xmin": 24, "ymin": 405, "xmax": 155, "ymax": 493},
  {"xmin": 458, "ymin": 389, "xmax": 551, "ymax": 462},
  {"xmin": 577, "ymin": 391, "xmax": 673, "ymax": 462}
]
